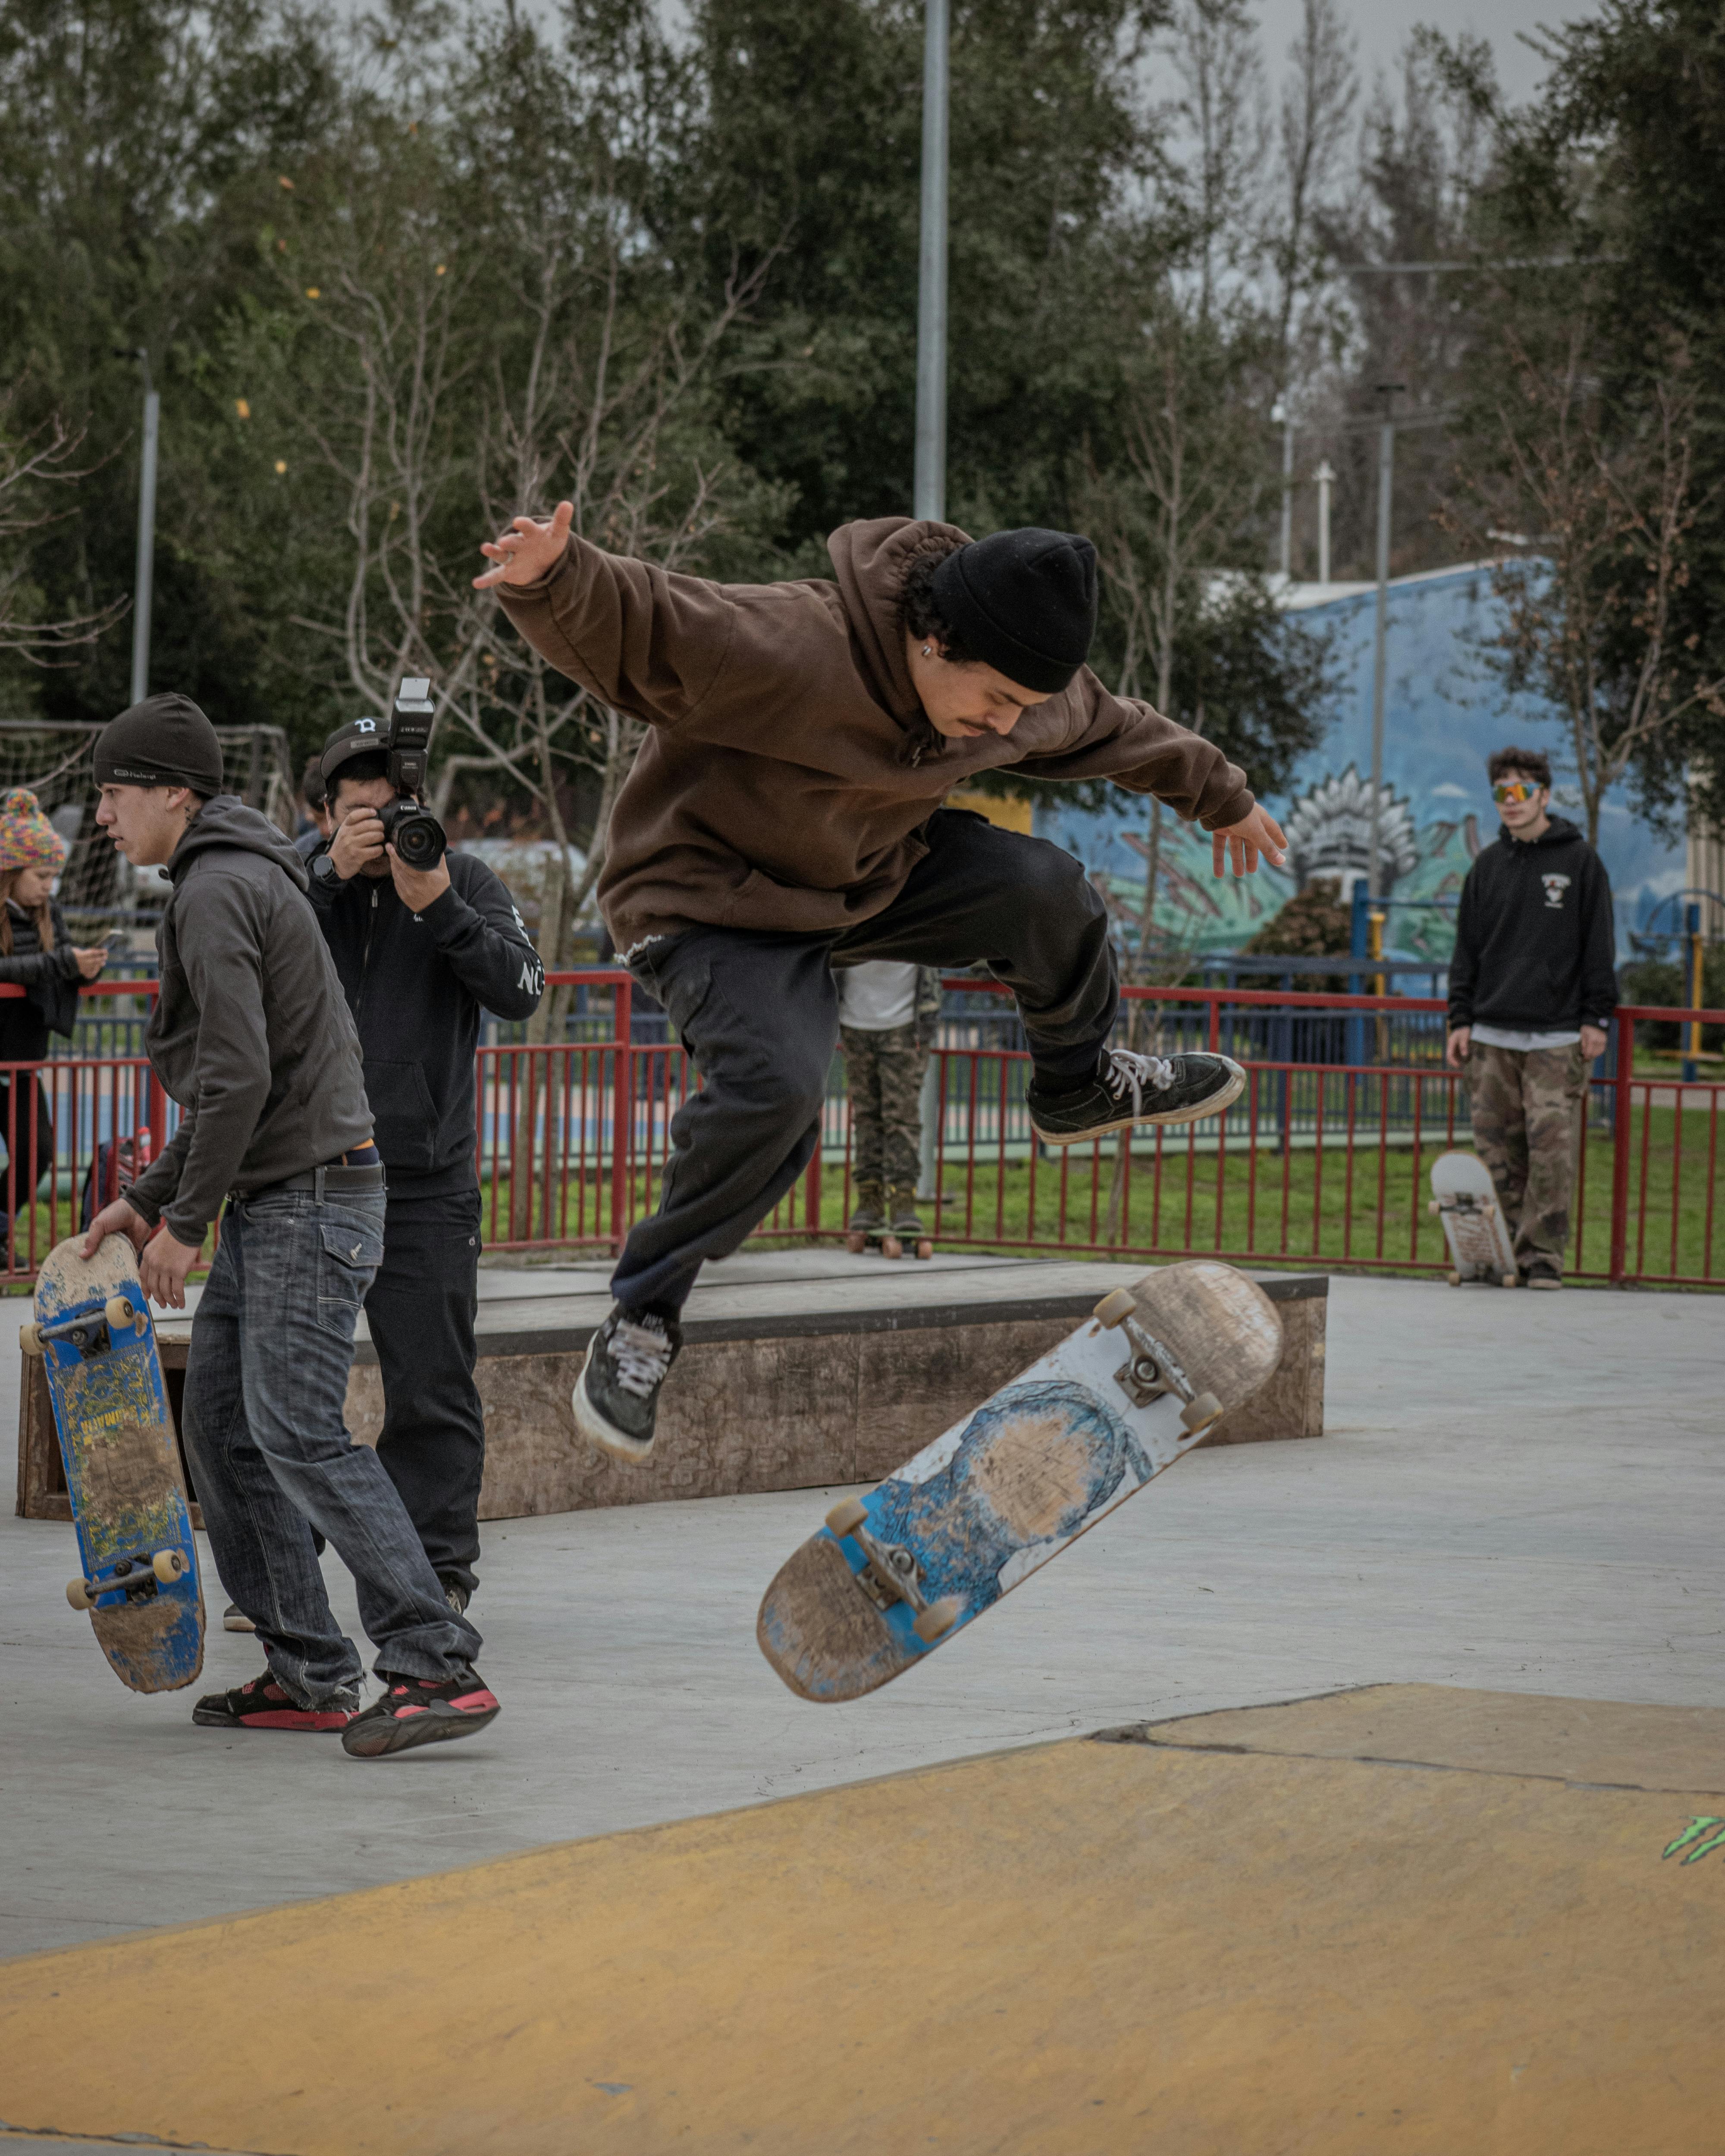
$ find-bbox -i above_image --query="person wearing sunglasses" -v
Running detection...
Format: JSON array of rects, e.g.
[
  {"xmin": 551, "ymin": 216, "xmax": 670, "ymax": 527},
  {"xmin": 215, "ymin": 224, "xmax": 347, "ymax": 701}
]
[{"xmin": 1445, "ymin": 746, "xmax": 1616, "ymax": 1288}]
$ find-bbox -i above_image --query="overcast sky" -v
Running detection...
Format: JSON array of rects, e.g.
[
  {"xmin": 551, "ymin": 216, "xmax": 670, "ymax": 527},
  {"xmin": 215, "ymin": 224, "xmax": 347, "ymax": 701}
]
[{"xmin": 1206, "ymin": 0, "xmax": 1589, "ymax": 106}]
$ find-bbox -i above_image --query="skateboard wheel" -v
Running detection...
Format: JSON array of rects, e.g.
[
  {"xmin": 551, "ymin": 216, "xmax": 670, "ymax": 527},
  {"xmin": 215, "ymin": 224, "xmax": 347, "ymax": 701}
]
[
  {"xmin": 913, "ymin": 1596, "xmax": 962, "ymax": 1644},
  {"xmin": 66, "ymin": 1577, "xmax": 96, "ymax": 1611},
  {"xmin": 844, "ymin": 1232, "xmax": 867, "ymax": 1255},
  {"xmin": 1179, "ymin": 1390, "xmax": 1222, "ymax": 1435},
  {"xmin": 1501, "ymin": 1271, "xmax": 1519, "ymax": 1288},
  {"xmin": 881, "ymin": 1234, "xmax": 903, "ymax": 1260},
  {"xmin": 1427, "ymin": 1198, "xmax": 1440, "ymax": 1215},
  {"xmin": 825, "ymin": 1496, "xmax": 868, "ymax": 1538},
  {"xmin": 105, "ymin": 1295, "xmax": 137, "ymax": 1330},
  {"xmin": 1093, "ymin": 1288, "xmax": 1137, "ymax": 1329},
  {"xmin": 19, "ymin": 1322, "xmax": 43, "ymax": 1357},
  {"xmin": 152, "ymin": 1548, "xmax": 188, "ymax": 1585},
  {"xmin": 1446, "ymin": 1271, "xmax": 1461, "ymax": 1286},
  {"xmin": 914, "ymin": 1240, "xmax": 934, "ymax": 1260}
]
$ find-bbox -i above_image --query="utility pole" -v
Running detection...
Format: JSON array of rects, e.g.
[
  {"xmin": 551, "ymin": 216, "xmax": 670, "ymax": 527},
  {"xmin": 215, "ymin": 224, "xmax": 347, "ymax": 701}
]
[
  {"xmin": 1314, "ymin": 460, "xmax": 1334, "ymax": 586},
  {"xmin": 914, "ymin": 0, "xmax": 951, "ymax": 1198},
  {"xmin": 1271, "ymin": 396, "xmax": 1293, "ymax": 580},
  {"xmin": 1366, "ymin": 385, "xmax": 1403, "ymax": 905},
  {"xmin": 127, "ymin": 349, "xmax": 160, "ymax": 706},
  {"xmin": 913, "ymin": 0, "xmax": 950, "ymax": 523}
]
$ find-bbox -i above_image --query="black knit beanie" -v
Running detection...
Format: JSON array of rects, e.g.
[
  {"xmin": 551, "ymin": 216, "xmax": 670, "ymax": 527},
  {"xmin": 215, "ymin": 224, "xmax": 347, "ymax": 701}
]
[
  {"xmin": 93, "ymin": 693, "xmax": 224, "ymax": 796},
  {"xmin": 931, "ymin": 527, "xmax": 1098, "ymax": 695}
]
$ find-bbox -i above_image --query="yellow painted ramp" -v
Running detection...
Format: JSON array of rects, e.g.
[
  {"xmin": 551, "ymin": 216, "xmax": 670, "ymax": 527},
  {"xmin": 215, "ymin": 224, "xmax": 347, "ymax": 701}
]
[{"xmin": 4, "ymin": 1684, "xmax": 1725, "ymax": 2155}]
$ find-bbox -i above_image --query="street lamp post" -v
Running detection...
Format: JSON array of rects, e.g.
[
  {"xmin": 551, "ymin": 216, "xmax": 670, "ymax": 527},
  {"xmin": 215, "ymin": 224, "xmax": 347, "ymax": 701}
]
[
  {"xmin": 1271, "ymin": 396, "xmax": 1293, "ymax": 580},
  {"xmin": 913, "ymin": 0, "xmax": 950, "ymax": 524},
  {"xmin": 1314, "ymin": 459, "xmax": 1334, "ymax": 586},
  {"xmin": 1366, "ymin": 385, "xmax": 1404, "ymax": 906},
  {"xmin": 128, "ymin": 349, "xmax": 160, "ymax": 707}
]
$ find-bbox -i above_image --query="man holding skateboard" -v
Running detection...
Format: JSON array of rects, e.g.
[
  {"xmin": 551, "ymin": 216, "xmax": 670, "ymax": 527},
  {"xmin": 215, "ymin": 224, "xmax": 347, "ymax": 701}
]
[
  {"xmin": 82, "ymin": 693, "xmax": 501, "ymax": 1755},
  {"xmin": 475, "ymin": 505, "xmax": 1287, "ymax": 1461},
  {"xmin": 1445, "ymin": 746, "xmax": 1616, "ymax": 1288}
]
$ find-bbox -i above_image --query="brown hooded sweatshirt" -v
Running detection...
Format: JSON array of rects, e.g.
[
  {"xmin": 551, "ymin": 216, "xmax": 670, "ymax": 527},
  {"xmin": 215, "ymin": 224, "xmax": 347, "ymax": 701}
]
[{"xmin": 498, "ymin": 515, "xmax": 1255, "ymax": 955}]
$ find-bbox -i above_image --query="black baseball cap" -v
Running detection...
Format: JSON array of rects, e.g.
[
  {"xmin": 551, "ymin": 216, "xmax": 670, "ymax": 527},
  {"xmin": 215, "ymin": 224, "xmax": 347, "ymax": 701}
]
[{"xmin": 319, "ymin": 716, "xmax": 389, "ymax": 789}]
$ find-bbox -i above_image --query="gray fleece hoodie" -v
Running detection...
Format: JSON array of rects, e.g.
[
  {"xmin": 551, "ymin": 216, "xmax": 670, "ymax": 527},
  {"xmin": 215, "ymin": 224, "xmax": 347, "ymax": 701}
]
[{"xmin": 125, "ymin": 796, "xmax": 373, "ymax": 1245}]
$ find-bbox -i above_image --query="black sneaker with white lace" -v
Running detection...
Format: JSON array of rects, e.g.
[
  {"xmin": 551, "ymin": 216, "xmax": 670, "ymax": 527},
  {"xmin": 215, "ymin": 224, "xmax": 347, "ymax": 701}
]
[
  {"xmin": 573, "ymin": 1304, "xmax": 683, "ymax": 1463},
  {"xmin": 1028, "ymin": 1048, "xmax": 1247, "ymax": 1144}
]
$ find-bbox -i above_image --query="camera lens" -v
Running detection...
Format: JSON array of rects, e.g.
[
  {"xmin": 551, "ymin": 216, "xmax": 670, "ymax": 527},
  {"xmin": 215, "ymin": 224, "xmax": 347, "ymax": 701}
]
[{"xmin": 377, "ymin": 796, "xmax": 447, "ymax": 869}]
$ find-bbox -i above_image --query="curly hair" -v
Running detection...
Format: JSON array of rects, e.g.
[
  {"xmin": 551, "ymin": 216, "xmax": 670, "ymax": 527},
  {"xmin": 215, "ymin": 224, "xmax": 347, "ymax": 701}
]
[
  {"xmin": 894, "ymin": 538, "xmax": 984, "ymax": 665},
  {"xmin": 1487, "ymin": 745, "xmax": 1552, "ymax": 789}
]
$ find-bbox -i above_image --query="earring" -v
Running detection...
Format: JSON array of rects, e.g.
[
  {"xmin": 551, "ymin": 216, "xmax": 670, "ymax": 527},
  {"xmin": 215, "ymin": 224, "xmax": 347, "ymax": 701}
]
[{"xmin": 922, "ymin": 645, "xmax": 932, "ymax": 657}]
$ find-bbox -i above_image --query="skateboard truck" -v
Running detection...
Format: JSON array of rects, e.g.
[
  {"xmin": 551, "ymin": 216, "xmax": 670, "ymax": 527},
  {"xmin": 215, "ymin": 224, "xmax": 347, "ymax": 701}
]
[
  {"xmin": 1092, "ymin": 1289, "xmax": 1223, "ymax": 1437},
  {"xmin": 66, "ymin": 1547, "xmax": 188, "ymax": 1612},
  {"xmin": 823, "ymin": 1497, "xmax": 963, "ymax": 1643},
  {"xmin": 21, "ymin": 1296, "xmax": 141, "ymax": 1362}
]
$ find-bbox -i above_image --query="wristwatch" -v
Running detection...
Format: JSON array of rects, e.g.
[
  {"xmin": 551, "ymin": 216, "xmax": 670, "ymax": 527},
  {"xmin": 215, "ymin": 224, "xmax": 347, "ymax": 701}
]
[{"xmin": 310, "ymin": 850, "xmax": 341, "ymax": 885}]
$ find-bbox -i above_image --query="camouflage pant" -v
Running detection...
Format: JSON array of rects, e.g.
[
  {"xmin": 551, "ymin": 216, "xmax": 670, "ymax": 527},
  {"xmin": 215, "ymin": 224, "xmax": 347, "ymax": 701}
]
[
  {"xmin": 1466, "ymin": 1042, "xmax": 1589, "ymax": 1275},
  {"xmin": 842, "ymin": 1023, "xmax": 927, "ymax": 1191}
]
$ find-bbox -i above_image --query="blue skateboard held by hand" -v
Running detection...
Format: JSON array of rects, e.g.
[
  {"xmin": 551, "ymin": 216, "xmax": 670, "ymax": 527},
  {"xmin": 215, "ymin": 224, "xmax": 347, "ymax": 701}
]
[
  {"xmin": 756, "ymin": 1260, "xmax": 1283, "ymax": 1702},
  {"xmin": 23, "ymin": 1233, "xmax": 204, "ymax": 1692}
]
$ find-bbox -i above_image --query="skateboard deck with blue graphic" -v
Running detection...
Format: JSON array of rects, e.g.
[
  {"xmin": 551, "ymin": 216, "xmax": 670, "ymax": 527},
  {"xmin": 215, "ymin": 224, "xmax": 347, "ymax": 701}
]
[
  {"xmin": 23, "ymin": 1233, "xmax": 204, "ymax": 1692},
  {"xmin": 757, "ymin": 1260, "xmax": 1283, "ymax": 1702}
]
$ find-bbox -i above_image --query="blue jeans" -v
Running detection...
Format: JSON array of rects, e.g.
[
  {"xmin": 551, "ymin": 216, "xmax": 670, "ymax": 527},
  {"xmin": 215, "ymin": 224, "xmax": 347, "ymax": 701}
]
[{"xmin": 180, "ymin": 1186, "xmax": 482, "ymax": 1705}]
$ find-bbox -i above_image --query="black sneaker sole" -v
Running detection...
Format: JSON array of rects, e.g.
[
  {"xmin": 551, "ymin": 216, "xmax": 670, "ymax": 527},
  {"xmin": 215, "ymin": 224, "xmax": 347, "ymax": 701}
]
[
  {"xmin": 341, "ymin": 1698, "xmax": 502, "ymax": 1758},
  {"xmin": 571, "ymin": 1344, "xmax": 656, "ymax": 1463},
  {"xmin": 1031, "ymin": 1059, "xmax": 1248, "ymax": 1144}
]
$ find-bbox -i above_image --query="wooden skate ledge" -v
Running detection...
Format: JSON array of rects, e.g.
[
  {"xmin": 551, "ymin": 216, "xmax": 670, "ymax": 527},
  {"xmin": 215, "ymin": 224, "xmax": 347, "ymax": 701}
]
[{"xmin": 15, "ymin": 1253, "xmax": 1325, "ymax": 1525}]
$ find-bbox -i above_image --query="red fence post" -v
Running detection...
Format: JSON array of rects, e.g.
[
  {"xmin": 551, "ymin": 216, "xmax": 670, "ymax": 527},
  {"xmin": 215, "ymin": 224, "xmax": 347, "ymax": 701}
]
[
  {"xmin": 1608, "ymin": 1012, "xmax": 1633, "ymax": 1286},
  {"xmin": 610, "ymin": 974, "xmax": 633, "ymax": 1256}
]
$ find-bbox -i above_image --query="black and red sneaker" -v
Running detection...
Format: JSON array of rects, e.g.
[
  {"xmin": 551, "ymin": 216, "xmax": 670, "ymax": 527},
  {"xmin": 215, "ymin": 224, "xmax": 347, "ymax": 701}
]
[
  {"xmin": 340, "ymin": 1668, "xmax": 501, "ymax": 1758},
  {"xmin": 192, "ymin": 1671, "xmax": 357, "ymax": 1732}
]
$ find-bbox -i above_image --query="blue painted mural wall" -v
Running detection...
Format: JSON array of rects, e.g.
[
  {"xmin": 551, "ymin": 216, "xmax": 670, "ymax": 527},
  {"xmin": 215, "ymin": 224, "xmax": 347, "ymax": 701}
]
[{"xmin": 1036, "ymin": 564, "xmax": 1686, "ymax": 963}]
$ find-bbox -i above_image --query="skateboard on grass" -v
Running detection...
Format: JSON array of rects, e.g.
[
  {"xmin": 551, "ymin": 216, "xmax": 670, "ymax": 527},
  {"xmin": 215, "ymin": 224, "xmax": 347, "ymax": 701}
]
[
  {"xmin": 21, "ymin": 1232, "xmax": 204, "ymax": 1692},
  {"xmin": 757, "ymin": 1259, "xmax": 1282, "ymax": 1701},
  {"xmin": 1429, "ymin": 1150, "xmax": 1518, "ymax": 1287}
]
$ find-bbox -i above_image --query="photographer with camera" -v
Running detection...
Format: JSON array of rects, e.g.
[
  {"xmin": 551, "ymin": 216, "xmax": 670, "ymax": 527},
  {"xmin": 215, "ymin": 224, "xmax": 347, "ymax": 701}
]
[{"xmin": 307, "ymin": 685, "xmax": 544, "ymax": 1614}]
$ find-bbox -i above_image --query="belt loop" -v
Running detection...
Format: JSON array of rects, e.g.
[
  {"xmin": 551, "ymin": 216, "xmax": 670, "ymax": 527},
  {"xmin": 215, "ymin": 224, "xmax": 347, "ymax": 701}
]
[{"xmin": 314, "ymin": 1165, "xmax": 326, "ymax": 1205}]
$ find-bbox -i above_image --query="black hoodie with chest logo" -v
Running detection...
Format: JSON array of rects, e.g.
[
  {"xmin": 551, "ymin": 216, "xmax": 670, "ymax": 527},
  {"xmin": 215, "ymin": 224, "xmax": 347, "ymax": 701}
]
[{"xmin": 1447, "ymin": 815, "xmax": 1618, "ymax": 1036}]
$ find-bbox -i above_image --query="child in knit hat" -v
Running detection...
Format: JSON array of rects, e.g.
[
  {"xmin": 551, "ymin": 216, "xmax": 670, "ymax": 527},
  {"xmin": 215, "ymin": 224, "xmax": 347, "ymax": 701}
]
[{"xmin": 0, "ymin": 790, "xmax": 107, "ymax": 1236}]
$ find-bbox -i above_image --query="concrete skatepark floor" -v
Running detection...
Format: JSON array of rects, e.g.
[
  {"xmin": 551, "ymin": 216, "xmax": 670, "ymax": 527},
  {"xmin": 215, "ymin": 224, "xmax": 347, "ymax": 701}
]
[{"xmin": 3, "ymin": 1264, "xmax": 1721, "ymax": 1964}]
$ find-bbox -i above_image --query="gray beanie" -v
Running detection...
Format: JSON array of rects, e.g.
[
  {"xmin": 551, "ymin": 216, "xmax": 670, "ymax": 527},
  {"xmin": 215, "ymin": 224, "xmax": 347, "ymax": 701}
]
[{"xmin": 93, "ymin": 693, "xmax": 224, "ymax": 796}]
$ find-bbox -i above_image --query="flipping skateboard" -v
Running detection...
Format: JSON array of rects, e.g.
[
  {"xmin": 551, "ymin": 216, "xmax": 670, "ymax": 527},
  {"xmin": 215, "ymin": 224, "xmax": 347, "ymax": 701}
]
[
  {"xmin": 22, "ymin": 1233, "xmax": 204, "ymax": 1691},
  {"xmin": 757, "ymin": 1259, "xmax": 1282, "ymax": 1701},
  {"xmin": 1429, "ymin": 1150, "xmax": 1518, "ymax": 1287}
]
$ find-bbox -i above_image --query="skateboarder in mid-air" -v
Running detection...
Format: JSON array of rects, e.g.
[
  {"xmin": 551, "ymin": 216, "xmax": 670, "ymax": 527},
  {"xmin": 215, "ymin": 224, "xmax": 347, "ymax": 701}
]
[{"xmin": 476, "ymin": 505, "xmax": 1289, "ymax": 1462}]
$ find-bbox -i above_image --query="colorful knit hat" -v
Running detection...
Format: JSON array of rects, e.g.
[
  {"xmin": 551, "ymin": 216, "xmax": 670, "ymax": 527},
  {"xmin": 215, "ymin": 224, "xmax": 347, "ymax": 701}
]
[{"xmin": 0, "ymin": 789, "xmax": 68, "ymax": 875}]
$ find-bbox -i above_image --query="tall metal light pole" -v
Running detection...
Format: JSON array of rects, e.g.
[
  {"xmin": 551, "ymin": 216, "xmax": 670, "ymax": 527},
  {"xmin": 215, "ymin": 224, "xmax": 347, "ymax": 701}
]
[
  {"xmin": 913, "ymin": 0, "xmax": 950, "ymax": 523},
  {"xmin": 128, "ymin": 349, "xmax": 160, "ymax": 706},
  {"xmin": 1365, "ymin": 384, "xmax": 1403, "ymax": 905},
  {"xmin": 1314, "ymin": 459, "xmax": 1334, "ymax": 586},
  {"xmin": 1271, "ymin": 396, "xmax": 1294, "ymax": 580}
]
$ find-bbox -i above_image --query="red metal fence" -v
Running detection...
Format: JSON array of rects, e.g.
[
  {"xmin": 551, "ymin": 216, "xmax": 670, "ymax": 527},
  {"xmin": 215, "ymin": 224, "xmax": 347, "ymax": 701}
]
[{"xmin": 6, "ymin": 973, "xmax": 1724, "ymax": 1290}]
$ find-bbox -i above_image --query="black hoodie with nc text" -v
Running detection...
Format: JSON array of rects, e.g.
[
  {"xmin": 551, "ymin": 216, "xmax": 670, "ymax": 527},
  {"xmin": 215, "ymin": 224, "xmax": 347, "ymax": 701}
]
[{"xmin": 1447, "ymin": 815, "xmax": 1618, "ymax": 1036}]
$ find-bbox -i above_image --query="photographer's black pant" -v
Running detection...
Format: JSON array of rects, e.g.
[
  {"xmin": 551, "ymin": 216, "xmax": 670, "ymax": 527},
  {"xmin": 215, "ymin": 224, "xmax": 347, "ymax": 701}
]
[
  {"xmin": 613, "ymin": 808, "xmax": 1117, "ymax": 1315},
  {"xmin": 367, "ymin": 1186, "xmax": 485, "ymax": 1595}
]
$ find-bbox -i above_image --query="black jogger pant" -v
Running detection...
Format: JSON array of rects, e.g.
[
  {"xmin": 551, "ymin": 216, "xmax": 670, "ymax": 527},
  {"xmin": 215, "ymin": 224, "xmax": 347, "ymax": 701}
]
[
  {"xmin": 614, "ymin": 808, "xmax": 1117, "ymax": 1315},
  {"xmin": 366, "ymin": 1186, "xmax": 486, "ymax": 1593}
]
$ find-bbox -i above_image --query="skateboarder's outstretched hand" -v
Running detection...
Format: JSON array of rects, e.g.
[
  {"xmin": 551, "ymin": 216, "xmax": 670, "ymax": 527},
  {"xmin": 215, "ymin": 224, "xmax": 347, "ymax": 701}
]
[
  {"xmin": 82, "ymin": 1197, "xmax": 150, "ymax": 1262},
  {"xmin": 1211, "ymin": 804, "xmax": 1289, "ymax": 877},
  {"xmin": 473, "ymin": 499, "xmax": 575, "ymax": 590}
]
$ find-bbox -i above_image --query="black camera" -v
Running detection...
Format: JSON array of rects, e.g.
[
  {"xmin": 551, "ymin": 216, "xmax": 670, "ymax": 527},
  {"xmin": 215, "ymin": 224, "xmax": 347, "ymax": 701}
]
[{"xmin": 376, "ymin": 678, "xmax": 446, "ymax": 870}]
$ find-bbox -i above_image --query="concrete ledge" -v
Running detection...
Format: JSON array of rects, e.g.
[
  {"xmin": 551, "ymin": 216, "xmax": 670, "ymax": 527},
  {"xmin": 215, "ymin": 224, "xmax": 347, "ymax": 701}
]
[
  {"xmin": 16, "ymin": 1254, "xmax": 1326, "ymax": 1524},
  {"xmin": 2, "ymin": 1683, "xmax": 1720, "ymax": 2155}
]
